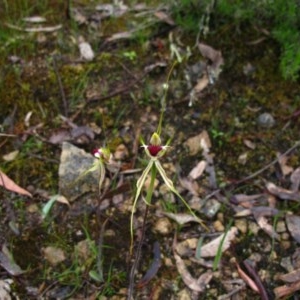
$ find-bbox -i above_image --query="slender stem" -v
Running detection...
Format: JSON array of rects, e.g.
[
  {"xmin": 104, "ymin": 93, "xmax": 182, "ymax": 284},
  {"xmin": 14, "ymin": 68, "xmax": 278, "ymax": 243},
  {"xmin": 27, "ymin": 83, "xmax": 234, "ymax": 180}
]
[
  {"xmin": 157, "ymin": 61, "xmax": 177, "ymax": 135},
  {"xmin": 127, "ymin": 165, "xmax": 157, "ymax": 299}
]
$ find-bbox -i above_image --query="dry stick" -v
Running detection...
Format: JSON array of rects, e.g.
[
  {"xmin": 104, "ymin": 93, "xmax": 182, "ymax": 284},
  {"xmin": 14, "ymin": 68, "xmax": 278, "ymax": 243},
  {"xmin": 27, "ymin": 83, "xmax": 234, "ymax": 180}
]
[
  {"xmin": 203, "ymin": 141, "xmax": 300, "ymax": 201},
  {"xmin": 127, "ymin": 205, "xmax": 149, "ymax": 300},
  {"xmin": 243, "ymin": 260, "xmax": 269, "ymax": 300},
  {"xmin": 52, "ymin": 56, "xmax": 68, "ymax": 117}
]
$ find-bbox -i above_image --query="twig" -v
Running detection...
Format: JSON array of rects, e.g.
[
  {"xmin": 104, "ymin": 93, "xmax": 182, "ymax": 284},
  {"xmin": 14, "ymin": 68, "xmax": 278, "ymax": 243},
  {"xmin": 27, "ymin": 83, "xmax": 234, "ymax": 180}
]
[
  {"xmin": 203, "ymin": 141, "xmax": 300, "ymax": 201},
  {"xmin": 127, "ymin": 205, "xmax": 149, "ymax": 300}
]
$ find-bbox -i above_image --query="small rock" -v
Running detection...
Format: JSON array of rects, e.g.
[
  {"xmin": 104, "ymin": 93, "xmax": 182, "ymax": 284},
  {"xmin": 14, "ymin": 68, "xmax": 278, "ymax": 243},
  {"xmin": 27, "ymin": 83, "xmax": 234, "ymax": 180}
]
[
  {"xmin": 276, "ymin": 220, "xmax": 287, "ymax": 233},
  {"xmin": 177, "ymin": 288, "xmax": 191, "ymax": 300},
  {"xmin": 213, "ymin": 220, "xmax": 225, "ymax": 232},
  {"xmin": 59, "ymin": 142, "xmax": 99, "ymax": 202},
  {"xmin": 257, "ymin": 113, "xmax": 275, "ymax": 128},
  {"xmin": 235, "ymin": 219, "xmax": 248, "ymax": 234},
  {"xmin": 202, "ymin": 198, "xmax": 221, "ymax": 218},
  {"xmin": 152, "ymin": 217, "xmax": 173, "ymax": 235},
  {"xmin": 176, "ymin": 238, "xmax": 198, "ymax": 256}
]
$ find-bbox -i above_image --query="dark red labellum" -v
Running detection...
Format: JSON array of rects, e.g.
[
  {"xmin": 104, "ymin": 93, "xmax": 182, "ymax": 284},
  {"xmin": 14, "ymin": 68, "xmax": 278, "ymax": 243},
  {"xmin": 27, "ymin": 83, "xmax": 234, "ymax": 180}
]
[{"xmin": 148, "ymin": 145, "xmax": 162, "ymax": 156}]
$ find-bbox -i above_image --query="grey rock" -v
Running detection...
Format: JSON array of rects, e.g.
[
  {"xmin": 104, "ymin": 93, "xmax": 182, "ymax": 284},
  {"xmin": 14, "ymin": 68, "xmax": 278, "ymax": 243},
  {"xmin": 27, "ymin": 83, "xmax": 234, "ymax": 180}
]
[{"xmin": 59, "ymin": 142, "xmax": 99, "ymax": 201}]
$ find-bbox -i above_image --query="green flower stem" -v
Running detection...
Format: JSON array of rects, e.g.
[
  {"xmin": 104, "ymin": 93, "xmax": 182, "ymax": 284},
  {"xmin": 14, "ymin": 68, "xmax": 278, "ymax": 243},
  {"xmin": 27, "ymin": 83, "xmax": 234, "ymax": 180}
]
[{"xmin": 145, "ymin": 165, "xmax": 157, "ymax": 205}]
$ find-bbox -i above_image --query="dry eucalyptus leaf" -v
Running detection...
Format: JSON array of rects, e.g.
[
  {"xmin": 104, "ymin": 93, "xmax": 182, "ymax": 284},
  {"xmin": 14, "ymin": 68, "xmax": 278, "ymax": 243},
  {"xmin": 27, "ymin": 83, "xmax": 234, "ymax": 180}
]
[
  {"xmin": 266, "ymin": 182, "xmax": 300, "ymax": 201},
  {"xmin": 286, "ymin": 214, "xmax": 300, "ymax": 243},
  {"xmin": 277, "ymin": 152, "xmax": 294, "ymax": 176},
  {"xmin": 0, "ymin": 171, "xmax": 32, "ymax": 197},
  {"xmin": 243, "ymin": 139, "xmax": 256, "ymax": 149},
  {"xmin": 200, "ymin": 227, "xmax": 238, "ymax": 258},
  {"xmin": 0, "ymin": 280, "xmax": 12, "ymax": 300},
  {"xmin": 253, "ymin": 213, "xmax": 280, "ymax": 240},
  {"xmin": 189, "ymin": 160, "xmax": 207, "ymax": 180},
  {"xmin": 2, "ymin": 150, "xmax": 19, "ymax": 162},
  {"xmin": 0, "ymin": 245, "xmax": 25, "ymax": 276},
  {"xmin": 198, "ymin": 43, "xmax": 224, "ymax": 79},
  {"xmin": 163, "ymin": 212, "xmax": 203, "ymax": 225},
  {"xmin": 174, "ymin": 253, "xmax": 208, "ymax": 292}
]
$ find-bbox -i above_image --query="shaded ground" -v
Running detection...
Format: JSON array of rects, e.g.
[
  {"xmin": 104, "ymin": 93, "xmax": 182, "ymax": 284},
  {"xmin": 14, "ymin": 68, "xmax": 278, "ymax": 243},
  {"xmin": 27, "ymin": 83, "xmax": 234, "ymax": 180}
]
[{"xmin": 1, "ymin": 1, "xmax": 300, "ymax": 299}]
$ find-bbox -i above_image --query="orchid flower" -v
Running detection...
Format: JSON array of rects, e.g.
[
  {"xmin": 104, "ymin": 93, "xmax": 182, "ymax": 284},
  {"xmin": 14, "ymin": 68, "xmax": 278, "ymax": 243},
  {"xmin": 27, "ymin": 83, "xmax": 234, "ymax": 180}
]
[
  {"xmin": 91, "ymin": 147, "xmax": 112, "ymax": 194},
  {"xmin": 130, "ymin": 132, "xmax": 206, "ymax": 251},
  {"xmin": 75, "ymin": 147, "xmax": 112, "ymax": 196}
]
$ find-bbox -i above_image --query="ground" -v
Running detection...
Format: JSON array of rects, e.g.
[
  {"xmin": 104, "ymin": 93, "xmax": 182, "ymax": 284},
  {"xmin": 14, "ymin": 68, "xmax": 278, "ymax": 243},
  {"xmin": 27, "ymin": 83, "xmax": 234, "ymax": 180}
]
[{"xmin": 1, "ymin": 1, "xmax": 300, "ymax": 299}]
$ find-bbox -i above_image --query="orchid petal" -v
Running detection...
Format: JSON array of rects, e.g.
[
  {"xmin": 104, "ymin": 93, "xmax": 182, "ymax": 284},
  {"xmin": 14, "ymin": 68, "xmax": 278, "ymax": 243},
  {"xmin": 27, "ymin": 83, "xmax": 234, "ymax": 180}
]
[
  {"xmin": 130, "ymin": 160, "xmax": 154, "ymax": 253},
  {"xmin": 155, "ymin": 160, "xmax": 208, "ymax": 229}
]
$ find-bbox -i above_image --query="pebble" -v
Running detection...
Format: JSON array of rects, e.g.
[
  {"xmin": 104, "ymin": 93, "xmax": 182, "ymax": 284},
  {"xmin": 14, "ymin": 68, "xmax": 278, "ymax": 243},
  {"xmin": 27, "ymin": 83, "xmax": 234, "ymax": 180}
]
[
  {"xmin": 235, "ymin": 219, "xmax": 248, "ymax": 234},
  {"xmin": 213, "ymin": 220, "xmax": 225, "ymax": 232},
  {"xmin": 152, "ymin": 217, "xmax": 173, "ymax": 235},
  {"xmin": 257, "ymin": 112, "xmax": 275, "ymax": 128},
  {"xmin": 276, "ymin": 220, "xmax": 287, "ymax": 233}
]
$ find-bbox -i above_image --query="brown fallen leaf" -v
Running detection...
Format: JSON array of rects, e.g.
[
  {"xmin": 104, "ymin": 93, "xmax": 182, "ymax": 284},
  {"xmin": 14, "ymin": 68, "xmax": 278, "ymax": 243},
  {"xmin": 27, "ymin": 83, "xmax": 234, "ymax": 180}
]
[
  {"xmin": 274, "ymin": 280, "xmax": 300, "ymax": 299},
  {"xmin": 198, "ymin": 43, "xmax": 224, "ymax": 80},
  {"xmin": 163, "ymin": 212, "xmax": 203, "ymax": 225},
  {"xmin": 266, "ymin": 182, "xmax": 300, "ymax": 201},
  {"xmin": 279, "ymin": 269, "xmax": 300, "ymax": 283},
  {"xmin": 253, "ymin": 212, "xmax": 280, "ymax": 240},
  {"xmin": 188, "ymin": 160, "xmax": 207, "ymax": 180},
  {"xmin": 277, "ymin": 152, "xmax": 294, "ymax": 176},
  {"xmin": 0, "ymin": 171, "xmax": 32, "ymax": 197},
  {"xmin": 174, "ymin": 252, "xmax": 212, "ymax": 292},
  {"xmin": 0, "ymin": 245, "xmax": 25, "ymax": 276},
  {"xmin": 200, "ymin": 227, "xmax": 238, "ymax": 258},
  {"xmin": 286, "ymin": 214, "xmax": 300, "ymax": 243}
]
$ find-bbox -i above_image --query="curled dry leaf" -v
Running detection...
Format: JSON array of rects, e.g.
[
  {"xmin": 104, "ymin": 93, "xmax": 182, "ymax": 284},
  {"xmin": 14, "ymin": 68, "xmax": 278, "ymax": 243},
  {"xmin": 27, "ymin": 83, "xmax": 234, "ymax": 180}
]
[
  {"xmin": 0, "ymin": 245, "xmax": 24, "ymax": 276},
  {"xmin": 0, "ymin": 171, "xmax": 32, "ymax": 197},
  {"xmin": 163, "ymin": 212, "xmax": 203, "ymax": 225},
  {"xmin": 266, "ymin": 182, "xmax": 300, "ymax": 201},
  {"xmin": 200, "ymin": 227, "xmax": 238, "ymax": 258},
  {"xmin": 243, "ymin": 139, "xmax": 256, "ymax": 150},
  {"xmin": 286, "ymin": 214, "xmax": 300, "ymax": 243},
  {"xmin": 277, "ymin": 152, "xmax": 294, "ymax": 176},
  {"xmin": 198, "ymin": 43, "xmax": 224, "ymax": 80},
  {"xmin": 174, "ymin": 252, "xmax": 212, "ymax": 292},
  {"xmin": 253, "ymin": 212, "xmax": 280, "ymax": 240}
]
